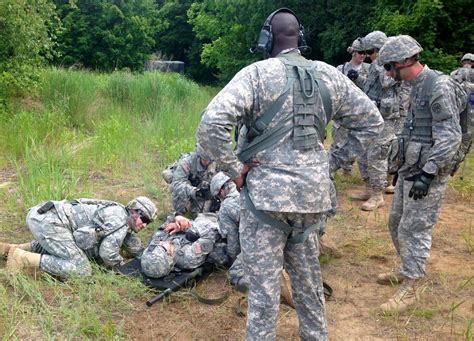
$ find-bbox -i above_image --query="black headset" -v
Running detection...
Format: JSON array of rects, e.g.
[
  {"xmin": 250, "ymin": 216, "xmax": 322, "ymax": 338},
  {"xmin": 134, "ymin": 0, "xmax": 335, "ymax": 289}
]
[{"xmin": 250, "ymin": 8, "xmax": 310, "ymax": 55}]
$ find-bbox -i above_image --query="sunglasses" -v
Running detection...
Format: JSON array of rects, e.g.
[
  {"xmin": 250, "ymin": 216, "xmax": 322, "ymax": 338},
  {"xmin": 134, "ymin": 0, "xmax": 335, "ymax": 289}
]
[
  {"xmin": 365, "ymin": 49, "xmax": 375, "ymax": 55},
  {"xmin": 138, "ymin": 210, "xmax": 151, "ymax": 224},
  {"xmin": 356, "ymin": 50, "xmax": 366, "ymax": 55},
  {"xmin": 383, "ymin": 63, "xmax": 395, "ymax": 71}
]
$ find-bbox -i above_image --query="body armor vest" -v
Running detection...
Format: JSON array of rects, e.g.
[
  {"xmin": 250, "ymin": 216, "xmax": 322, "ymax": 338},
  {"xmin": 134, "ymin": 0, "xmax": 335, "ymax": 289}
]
[
  {"xmin": 402, "ymin": 70, "xmax": 441, "ymax": 145},
  {"xmin": 238, "ymin": 53, "xmax": 330, "ymax": 162},
  {"xmin": 364, "ymin": 65, "xmax": 383, "ymax": 105},
  {"xmin": 279, "ymin": 53, "xmax": 327, "ymax": 149}
]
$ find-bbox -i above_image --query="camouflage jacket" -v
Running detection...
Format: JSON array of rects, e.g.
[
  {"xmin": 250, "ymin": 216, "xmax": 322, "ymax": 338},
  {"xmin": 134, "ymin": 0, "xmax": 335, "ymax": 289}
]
[
  {"xmin": 400, "ymin": 65, "xmax": 463, "ymax": 177},
  {"xmin": 336, "ymin": 61, "xmax": 370, "ymax": 90},
  {"xmin": 171, "ymin": 152, "xmax": 214, "ymax": 213},
  {"xmin": 197, "ymin": 50, "xmax": 383, "ymax": 213},
  {"xmin": 147, "ymin": 213, "xmax": 219, "ymax": 270},
  {"xmin": 364, "ymin": 58, "xmax": 400, "ymax": 120},
  {"xmin": 48, "ymin": 199, "xmax": 140, "ymax": 266}
]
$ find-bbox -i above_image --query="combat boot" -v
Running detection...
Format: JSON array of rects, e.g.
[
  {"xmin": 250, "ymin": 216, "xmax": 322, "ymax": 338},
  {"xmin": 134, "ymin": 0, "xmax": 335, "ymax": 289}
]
[
  {"xmin": 0, "ymin": 242, "xmax": 32, "ymax": 258},
  {"xmin": 376, "ymin": 270, "xmax": 404, "ymax": 285},
  {"xmin": 385, "ymin": 175, "xmax": 395, "ymax": 194},
  {"xmin": 361, "ymin": 190, "xmax": 384, "ymax": 211},
  {"xmin": 280, "ymin": 270, "xmax": 295, "ymax": 309},
  {"xmin": 380, "ymin": 278, "xmax": 420, "ymax": 313},
  {"xmin": 350, "ymin": 183, "xmax": 371, "ymax": 201},
  {"xmin": 6, "ymin": 247, "xmax": 41, "ymax": 275}
]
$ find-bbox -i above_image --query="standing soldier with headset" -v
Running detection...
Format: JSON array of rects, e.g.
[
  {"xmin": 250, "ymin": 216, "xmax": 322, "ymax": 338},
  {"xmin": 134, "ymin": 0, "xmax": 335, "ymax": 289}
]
[{"xmin": 197, "ymin": 8, "xmax": 383, "ymax": 340}]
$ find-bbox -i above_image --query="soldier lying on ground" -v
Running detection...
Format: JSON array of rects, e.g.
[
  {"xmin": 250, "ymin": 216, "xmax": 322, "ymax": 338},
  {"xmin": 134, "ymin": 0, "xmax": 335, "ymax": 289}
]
[
  {"xmin": 140, "ymin": 213, "xmax": 220, "ymax": 278},
  {"xmin": 0, "ymin": 196, "xmax": 157, "ymax": 278}
]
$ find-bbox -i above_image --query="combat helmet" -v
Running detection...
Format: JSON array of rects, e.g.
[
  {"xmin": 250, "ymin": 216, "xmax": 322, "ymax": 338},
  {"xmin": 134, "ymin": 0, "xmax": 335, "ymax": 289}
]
[
  {"xmin": 126, "ymin": 196, "xmax": 157, "ymax": 223},
  {"xmin": 379, "ymin": 35, "xmax": 423, "ymax": 65},
  {"xmin": 364, "ymin": 31, "xmax": 387, "ymax": 50},
  {"xmin": 461, "ymin": 53, "xmax": 474, "ymax": 63},
  {"xmin": 210, "ymin": 172, "xmax": 231, "ymax": 197},
  {"xmin": 141, "ymin": 243, "xmax": 175, "ymax": 278},
  {"xmin": 347, "ymin": 37, "xmax": 364, "ymax": 53}
]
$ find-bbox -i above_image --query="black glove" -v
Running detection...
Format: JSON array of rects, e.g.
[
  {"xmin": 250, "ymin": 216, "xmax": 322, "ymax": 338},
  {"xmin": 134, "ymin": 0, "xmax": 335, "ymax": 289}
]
[
  {"xmin": 195, "ymin": 186, "xmax": 211, "ymax": 200},
  {"xmin": 405, "ymin": 172, "xmax": 435, "ymax": 200},
  {"xmin": 347, "ymin": 69, "xmax": 359, "ymax": 81}
]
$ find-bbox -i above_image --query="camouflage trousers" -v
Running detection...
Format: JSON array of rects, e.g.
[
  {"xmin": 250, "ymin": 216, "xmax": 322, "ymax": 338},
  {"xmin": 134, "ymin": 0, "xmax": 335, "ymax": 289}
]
[
  {"xmin": 330, "ymin": 124, "xmax": 354, "ymax": 171},
  {"xmin": 359, "ymin": 119, "xmax": 397, "ymax": 190},
  {"xmin": 26, "ymin": 204, "xmax": 92, "ymax": 278},
  {"xmin": 388, "ymin": 174, "xmax": 449, "ymax": 279},
  {"xmin": 240, "ymin": 204, "xmax": 328, "ymax": 340}
]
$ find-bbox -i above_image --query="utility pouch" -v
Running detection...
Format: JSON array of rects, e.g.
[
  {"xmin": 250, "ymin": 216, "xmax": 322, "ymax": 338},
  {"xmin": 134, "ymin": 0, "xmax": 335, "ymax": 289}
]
[
  {"xmin": 73, "ymin": 226, "xmax": 99, "ymax": 250},
  {"xmin": 185, "ymin": 230, "xmax": 200, "ymax": 243},
  {"xmin": 387, "ymin": 137, "xmax": 405, "ymax": 174},
  {"xmin": 37, "ymin": 201, "xmax": 54, "ymax": 214}
]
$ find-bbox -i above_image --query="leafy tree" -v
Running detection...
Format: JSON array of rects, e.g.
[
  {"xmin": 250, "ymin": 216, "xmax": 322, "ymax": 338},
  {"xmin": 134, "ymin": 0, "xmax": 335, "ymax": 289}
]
[
  {"xmin": 54, "ymin": 0, "xmax": 158, "ymax": 71},
  {"xmin": 0, "ymin": 0, "xmax": 59, "ymax": 100},
  {"xmin": 153, "ymin": 0, "xmax": 218, "ymax": 83},
  {"xmin": 371, "ymin": 0, "xmax": 473, "ymax": 72}
]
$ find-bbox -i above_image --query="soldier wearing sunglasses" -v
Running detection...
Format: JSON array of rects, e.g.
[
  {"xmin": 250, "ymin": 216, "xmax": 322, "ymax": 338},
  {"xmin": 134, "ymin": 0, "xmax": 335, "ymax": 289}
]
[
  {"xmin": 377, "ymin": 35, "xmax": 465, "ymax": 313},
  {"xmin": 351, "ymin": 31, "xmax": 401, "ymax": 211},
  {"xmin": 333, "ymin": 38, "xmax": 371, "ymax": 177}
]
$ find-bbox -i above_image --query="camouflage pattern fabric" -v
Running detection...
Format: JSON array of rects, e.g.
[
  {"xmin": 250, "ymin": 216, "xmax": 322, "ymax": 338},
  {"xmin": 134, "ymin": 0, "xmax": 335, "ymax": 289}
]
[
  {"xmin": 141, "ymin": 213, "xmax": 219, "ymax": 278},
  {"xmin": 389, "ymin": 65, "xmax": 462, "ymax": 279},
  {"xmin": 171, "ymin": 152, "xmax": 215, "ymax": 215},
  {"xmin": 26, "ymin": 200, "xmax": 132, "ymax": 278},
  {"xmin": 217, "ymin": 190, "xmax": 241, "ymax": 262},
  {"xmin": 399, "ymin": 66, "xmax": 463, "ymax": 177},
  {"xmin": 336, "ymin": 61, "xmax": 370, "ymax": 90},
  {"xmin": 450, "ymin": 67, "xmax": 474, "ymax": 84},
  {"xmin": 197, "ymin": 49, "xmax": 382, "ymax": 339},
  {"xmin": 357, "ymin": 119, "xmax": 397, "ymax": 189},
  {"xmin": 388, "ymin": 176, "xmax": 449, "ymax": 278},
  {"xmin": 240, "ymin": 206, "xmax": 328, "ymax": 340}
]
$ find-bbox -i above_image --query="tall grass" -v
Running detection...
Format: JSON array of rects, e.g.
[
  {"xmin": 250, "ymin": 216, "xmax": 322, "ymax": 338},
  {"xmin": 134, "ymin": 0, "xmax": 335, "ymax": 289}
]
[{"xmin": 0, "ymin": 68, "xmax": 216, "ymax": 209}]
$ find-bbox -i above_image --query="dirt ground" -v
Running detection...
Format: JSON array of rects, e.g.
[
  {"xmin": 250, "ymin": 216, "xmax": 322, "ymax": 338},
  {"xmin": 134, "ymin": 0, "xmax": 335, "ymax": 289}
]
[
  {"xmin": 1, "ymin": 169, "xmax": 473, "ymax": 340},
  {"xmin": 123, "ymin": 180, "xmax": 473, "ymax": 340}
]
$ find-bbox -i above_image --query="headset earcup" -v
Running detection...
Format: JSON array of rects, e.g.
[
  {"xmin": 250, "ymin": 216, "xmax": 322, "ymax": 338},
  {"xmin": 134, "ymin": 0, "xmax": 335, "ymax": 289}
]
[{"xmin": 256, "ymin": 29, "xmax": 272, "ymax": 54}]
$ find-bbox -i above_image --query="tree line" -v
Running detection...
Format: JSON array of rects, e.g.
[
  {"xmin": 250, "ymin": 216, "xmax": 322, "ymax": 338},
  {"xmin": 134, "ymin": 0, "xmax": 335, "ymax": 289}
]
[{"xmin": 0, "ymin": 0, "xmax": 472, "ymax": 100}]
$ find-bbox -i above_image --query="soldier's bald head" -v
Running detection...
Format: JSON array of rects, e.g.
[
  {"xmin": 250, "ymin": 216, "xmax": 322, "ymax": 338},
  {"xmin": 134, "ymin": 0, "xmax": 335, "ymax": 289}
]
[{"xmin": 269, "ymin": 11, "xmax": 300, "ymax": 57}]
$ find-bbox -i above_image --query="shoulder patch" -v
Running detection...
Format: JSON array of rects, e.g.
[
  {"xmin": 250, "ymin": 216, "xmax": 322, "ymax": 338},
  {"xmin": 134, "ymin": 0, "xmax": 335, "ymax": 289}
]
[{"xmin": 431, "ymin": 102, "xmax": 442, "ymax": 114}]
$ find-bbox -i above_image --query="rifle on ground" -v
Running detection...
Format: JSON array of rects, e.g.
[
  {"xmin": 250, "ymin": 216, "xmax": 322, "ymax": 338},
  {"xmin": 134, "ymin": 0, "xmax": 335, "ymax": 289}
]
[{"xmin": 146, "ymin": 267, "xmax": 204, "ymax": 307}]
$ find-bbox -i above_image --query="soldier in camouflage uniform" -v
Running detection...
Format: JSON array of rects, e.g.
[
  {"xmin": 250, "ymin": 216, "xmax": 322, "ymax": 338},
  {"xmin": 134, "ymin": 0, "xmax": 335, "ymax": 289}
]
[
  {"xmin": 377, "ymin": 35, "xmax": 464, "ymax": 312},
  {"xmin": 1, "ymin": 197, "xmax": 157, "ymax": 278},
  {"xmin": 331, "ymin": 38, "xmax": 371, "ymax": 176},
  {"xmin": 171, "ymin": 145, "xmax": 215, "ymax": 215},
  {"xmin": 450, "ymin": 53, "xmax": 473, "ymax": 83},
  {"xmin": 141, "ymin": 213, "xmax": 219, "ymax": 278},
  {"xmin": 196, "ymin": 9, "xmax": 383, "ymax": 340},
  {"xmin": 352, "ymin": 31, "xmax": 400, "ymax": 211}
]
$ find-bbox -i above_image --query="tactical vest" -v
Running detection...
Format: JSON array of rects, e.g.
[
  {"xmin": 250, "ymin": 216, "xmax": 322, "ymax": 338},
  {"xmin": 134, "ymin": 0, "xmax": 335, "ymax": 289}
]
[
  {"xmin": 237, "ymin": 53, "xmax": 331, "ymax": 162},
  {"xmin": 70, "ymin": 199, "xmax": 122, "ymax": 233},
  {"xmin": 402, "ymin": 69, "xmax": 442, "ymax": 145},
  {"xmin": 364, "ymin": 64, "xmax": 383, "ymax": 105}
]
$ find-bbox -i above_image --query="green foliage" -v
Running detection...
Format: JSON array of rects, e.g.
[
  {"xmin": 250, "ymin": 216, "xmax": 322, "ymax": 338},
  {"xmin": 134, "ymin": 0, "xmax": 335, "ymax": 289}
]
[
  {"xmin": 371, "ymin": 0, "xmax": 473, "ymax": 73},
  {"xmin": 0, "ymin": 0, "xmax": 59, "ymax": 100},
  {"xmin": 54, "ymin": 0, "xmax": 158, "ymax": 71},
  {"xmin": 0, "ymin": 68, "xmax": 215, "ymax": 206}
]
